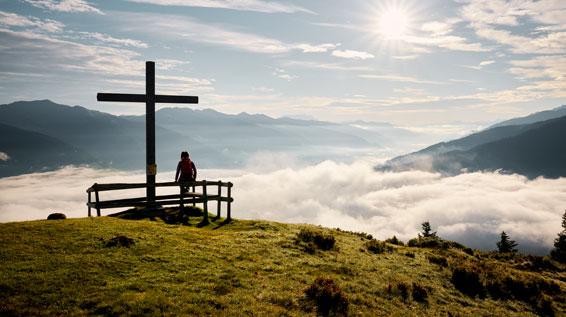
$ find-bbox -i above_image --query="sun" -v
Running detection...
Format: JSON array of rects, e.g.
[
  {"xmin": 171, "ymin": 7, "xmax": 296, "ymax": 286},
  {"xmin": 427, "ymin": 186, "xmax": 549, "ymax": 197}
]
[{"xmin": 377, "ymin": 5, "xmax": 412, "ymax": 40}]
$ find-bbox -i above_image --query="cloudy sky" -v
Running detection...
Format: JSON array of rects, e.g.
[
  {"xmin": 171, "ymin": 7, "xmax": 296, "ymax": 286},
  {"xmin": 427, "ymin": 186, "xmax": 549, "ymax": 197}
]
[{"xmin": 0, "ymin": 0, "xmax": 565, "ymax": 125}]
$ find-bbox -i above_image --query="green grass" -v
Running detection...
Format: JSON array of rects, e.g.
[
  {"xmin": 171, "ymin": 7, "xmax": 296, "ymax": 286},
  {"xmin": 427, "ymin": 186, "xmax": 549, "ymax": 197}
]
[{"xmin": 0, "ymin": 211, "xmax": 564, "ymax": 316}]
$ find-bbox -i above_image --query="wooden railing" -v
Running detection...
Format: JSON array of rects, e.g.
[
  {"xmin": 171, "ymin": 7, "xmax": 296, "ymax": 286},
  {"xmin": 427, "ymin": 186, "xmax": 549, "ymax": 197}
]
[{"xmin": 86, "ymin": 180, "xmax": 233, "ymax": 223}]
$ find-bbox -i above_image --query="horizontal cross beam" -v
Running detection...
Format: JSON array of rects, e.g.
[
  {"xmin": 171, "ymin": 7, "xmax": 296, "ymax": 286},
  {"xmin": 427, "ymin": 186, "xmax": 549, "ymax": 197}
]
[{"xmin": 97, "ymin": 93, "xmax": 198, "ymax": 104}]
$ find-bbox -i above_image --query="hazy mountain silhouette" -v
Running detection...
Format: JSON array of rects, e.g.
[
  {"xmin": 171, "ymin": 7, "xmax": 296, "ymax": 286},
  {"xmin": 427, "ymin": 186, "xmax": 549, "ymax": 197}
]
[
  {"xmin": 381, "ymin": 113, "xmax": 566, "ymax": 178},
  {"xmin": 0, "ymin": 100, "xmax": 226, "ymax": 174},
  {"xmin": 124, "ymin": 107, "xmax": 374, "ymax": 149},
  {"xmin": 0, "ymin": 123, "xmax": 94, "ymax": 177},
  {"xmin": 490, "ymin": 104, "xmax": 566, "ymax": 128},
  {"xmin": 1, "ymin": 100, "xmax": 403, "ymax": 177}
]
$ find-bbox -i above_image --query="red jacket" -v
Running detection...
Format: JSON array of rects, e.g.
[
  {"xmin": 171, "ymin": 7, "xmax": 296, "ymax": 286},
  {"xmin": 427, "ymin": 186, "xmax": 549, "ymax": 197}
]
[{"xmin": 175, "ymin": 158, "xmax": 197, "ymax": 182}]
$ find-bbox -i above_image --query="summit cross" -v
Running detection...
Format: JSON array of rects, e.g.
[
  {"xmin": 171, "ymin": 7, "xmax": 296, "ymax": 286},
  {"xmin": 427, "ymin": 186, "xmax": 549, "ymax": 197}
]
[{"xmin": 97, "ymin": 61, "xmax": 199, "ymax": 207}]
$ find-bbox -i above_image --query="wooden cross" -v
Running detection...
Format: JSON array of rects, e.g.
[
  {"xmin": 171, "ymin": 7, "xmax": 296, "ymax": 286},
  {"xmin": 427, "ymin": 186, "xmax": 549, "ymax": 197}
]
[{"xmin": 97, "ymin": 61, "xmax": 199, "ymax": 208}]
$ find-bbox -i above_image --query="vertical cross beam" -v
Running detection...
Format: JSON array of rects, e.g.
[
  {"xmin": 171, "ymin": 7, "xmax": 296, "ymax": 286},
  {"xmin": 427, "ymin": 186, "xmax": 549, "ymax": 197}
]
[
  {"xmin": 97, "ymin": 60, "xmax": 198, "ymax": 210},
  {"xmin": 146, "ymin": 61, "xmax": 156, "ymax": 206}
]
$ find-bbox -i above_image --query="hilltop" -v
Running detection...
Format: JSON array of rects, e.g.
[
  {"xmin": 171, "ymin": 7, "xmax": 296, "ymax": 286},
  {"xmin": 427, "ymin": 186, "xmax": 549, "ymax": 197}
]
[{"xmin": 1, "ymin": 213, "xmax": 564, "ymax": 316}]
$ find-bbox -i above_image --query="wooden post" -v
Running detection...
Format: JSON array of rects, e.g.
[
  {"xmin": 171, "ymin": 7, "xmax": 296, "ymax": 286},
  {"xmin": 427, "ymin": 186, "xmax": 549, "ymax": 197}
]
[
  {"xmin": 202, "ymin": 180, "xmax": 208, "ymax": 224},
  {"xmin": 216, "ymin": 182, "xmax": 221, "ymax": 219},
  {"xmin": 146, "ymin": 61, "xmax": 156, "ymax": 208},
  {"xmin": 192, "ymin": 184, "xmax": 196, "ymax": 207},
  {"xmin": 95, "ymin": 187, "xmax": 101, "ymax": 217},
  {"xmin": 179, "ymin": 183, "xmax": 184, "ymax": 214},
  {"xmin": 88, "ymin": 191, "xmax": 92, "ymax": 217},
  {"xmin": 227, "ymin": 182, "xmax": 232, "ymax": 221}
]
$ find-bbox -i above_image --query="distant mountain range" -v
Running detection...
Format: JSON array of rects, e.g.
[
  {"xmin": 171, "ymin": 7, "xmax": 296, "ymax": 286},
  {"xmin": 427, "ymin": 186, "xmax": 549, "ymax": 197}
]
[
  {"xmin": 380, "ymin": 105, "xmax": 566, "ymax": 178},
  {"xmin": 3, "ymin": 100, "xmax": 564, "ymax": 179},
  {"xmin": 0, "ymin": 100, "xmax": 419, "ymax": 178}
]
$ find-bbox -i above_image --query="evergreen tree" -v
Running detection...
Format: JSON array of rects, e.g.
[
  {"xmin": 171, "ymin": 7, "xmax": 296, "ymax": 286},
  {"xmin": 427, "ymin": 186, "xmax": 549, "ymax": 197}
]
[
  {"xmin": 496, "ymin": 231, "xmax": 518, "ymax": 253},
  {"xmin": 550, "ymin": 210, "xmax": 566, "ymax": 263},
  {"xmin": 421, "ymin": 221, "xmax": 437, "ymax": 238}
]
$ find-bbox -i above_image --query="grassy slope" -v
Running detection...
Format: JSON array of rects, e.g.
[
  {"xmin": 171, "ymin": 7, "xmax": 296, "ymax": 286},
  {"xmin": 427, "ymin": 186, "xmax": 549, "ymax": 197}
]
[{"xmin": 0, "ymin": 215, "xmax": 564, "ymax": 316}]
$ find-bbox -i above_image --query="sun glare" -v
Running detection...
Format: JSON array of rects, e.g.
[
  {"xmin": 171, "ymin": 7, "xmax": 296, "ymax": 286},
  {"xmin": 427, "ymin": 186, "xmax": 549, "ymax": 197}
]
[{"xmin": 378, "ymin": 6, "xmax": 411, "ymax": 40}]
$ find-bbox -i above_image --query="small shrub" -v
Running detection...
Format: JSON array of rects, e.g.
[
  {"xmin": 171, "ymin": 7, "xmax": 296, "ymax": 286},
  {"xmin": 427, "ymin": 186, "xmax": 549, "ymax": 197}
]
[
  {"xmin": 392, "ymin": 281, "xmax": 410, "ymax": 301},
  {"xmin": 407, "ymin": 238, "xmax": 418, "ymax": 247},
  {"xmin": 104, "ymin": 235, "xmax": 135, "ymax": 248},
  {"xmin": 297, "ymin": 228, "xmax": 336, "ymax": 251},
  {"xmin": 516, "ymin": 256, "xmax": 558, "ymax": 272},
  {"xmin": 47, "ymin": 213, "xmax": 66, "ymax": 220},
  {"xmin": 427, "ymin": 255, "xmax": 448, "ymax": 267},
  {"xmin": 407, "ymin": 236, "xmax": 449, "ymax": 249},
  {"xmin": 365, "ymin": 240, "xmax": 393, "ymax": 254},
  {"xmin": 335, "ymin": 228, "xmax": 372, "ymax": 240},
  {"xmin": 304, "ymin": 277, "xmax": 348, "ymax": 317},
  {"xmin": 451, "ymin": 265, "xmax": 485, "ymax": 297},
  {"xmin": 398, "ymin": 282, "xmax": 410, "ymax": 301},
  {"xmin": 412, "ymin": 283, "xmax": 429, "ymax": 303},
  {"xmin": 534, "ymin": 295, "xmax": 555, "ymax": 317},
  {"xmin": 404, "ymin": 252, "xmax": 415, "ymax": 258},
  {"xmin": 385, "ymin": 236, "xmax": 404, "ymax": 246},
  {"xmin": 463, "ymin": 247, "xmax": 474, "ymax": 256}
]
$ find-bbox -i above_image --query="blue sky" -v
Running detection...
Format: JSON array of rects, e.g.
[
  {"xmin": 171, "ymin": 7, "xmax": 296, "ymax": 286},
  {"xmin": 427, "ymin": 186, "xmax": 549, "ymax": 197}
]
[{"xmin": 0, "ymin": 0, "xmax": 564, "ymax": 125}]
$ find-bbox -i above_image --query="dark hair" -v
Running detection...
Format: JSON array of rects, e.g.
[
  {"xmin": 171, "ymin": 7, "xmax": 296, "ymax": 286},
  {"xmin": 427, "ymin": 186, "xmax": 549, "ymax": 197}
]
[{"xmin": 181, "ymin": 151, "xmax": 189, "ymax": 158}]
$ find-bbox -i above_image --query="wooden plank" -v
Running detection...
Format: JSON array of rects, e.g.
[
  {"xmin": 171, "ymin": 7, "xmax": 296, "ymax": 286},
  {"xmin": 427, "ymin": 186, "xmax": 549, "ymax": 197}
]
[
  {"xmin": 227, "ymin": 182, "xmax": 232, "ymax": 220},
  {"xmin": 202, "ymin": 180, "xmax": 209, "ymax": 224},
  {"xmin": 155, "ymin": 95, "xmax": 198, "ymax": 104},
  {"xmin": 87, "ymin": 192, "xmax": 92, "ymax": 217},
  {"xmin": 97, "ymin": 93, "xmax": 146, "ymax": 103},
  {"xmin": 179, "ymin": 185, "xmax": 184, "ymax": 214},
  {"xmin": 95, "ymin": 190, "xmax": 101, "ymax": 217},
  {"xmin": 217, "ymin": 183, "xmax": 221, "ymax": 218},
  {"xmin": 96, "ymin": 94, "xmax": 198, "ymax": 104},
  {"xmin": 87, "ymin": 196, "xmax": 231, "ymax": 209},
  {"xmin": 87, "ymin": 181, "xmax": 229, "ymax": 192}
]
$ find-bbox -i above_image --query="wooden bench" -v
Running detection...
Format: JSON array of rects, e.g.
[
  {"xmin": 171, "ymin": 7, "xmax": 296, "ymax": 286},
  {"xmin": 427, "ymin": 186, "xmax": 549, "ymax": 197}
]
[{"xmin": 87, "ymin": 180, "xmax": 233, "ymax": 223}]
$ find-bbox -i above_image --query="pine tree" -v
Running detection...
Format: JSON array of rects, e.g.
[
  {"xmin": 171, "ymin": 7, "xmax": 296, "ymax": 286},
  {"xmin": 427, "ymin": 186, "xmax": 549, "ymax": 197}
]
[
  {"xmin": 550, "ymin": 210, "xmax": 566, "ymax": 263},
  {"xmin": 421, "ymin": 221, "xmax": 437, "ymax": 238},
  {"xmin": 496, "ymin": 231, "xmax": 518, "ymax": 253}
]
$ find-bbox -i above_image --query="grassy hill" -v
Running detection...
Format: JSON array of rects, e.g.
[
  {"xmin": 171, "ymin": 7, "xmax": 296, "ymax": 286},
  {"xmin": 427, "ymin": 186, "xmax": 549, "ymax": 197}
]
[{"xmin": 1, "ymin": 212, "xmax": 564, "ymax": 316}]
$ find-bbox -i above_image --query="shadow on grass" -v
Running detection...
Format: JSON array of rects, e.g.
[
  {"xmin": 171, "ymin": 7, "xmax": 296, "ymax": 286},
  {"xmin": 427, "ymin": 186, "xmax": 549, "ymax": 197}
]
[{"xmin": 108, "ymin": 206, "xmax": 228, "ymax": 228}]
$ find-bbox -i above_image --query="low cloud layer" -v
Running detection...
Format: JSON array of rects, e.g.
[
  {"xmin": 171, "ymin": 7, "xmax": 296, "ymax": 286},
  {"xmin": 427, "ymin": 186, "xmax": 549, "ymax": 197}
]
[{"xmin": 1, "ymin": 162, "xmax": 565, "ymax": 254}]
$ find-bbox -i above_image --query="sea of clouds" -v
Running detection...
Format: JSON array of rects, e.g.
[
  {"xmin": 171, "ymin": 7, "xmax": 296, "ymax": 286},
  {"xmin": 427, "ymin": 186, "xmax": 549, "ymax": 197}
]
[{"xmin": 1, "ymin": 160, "xmax": 565, "ymax": 254}]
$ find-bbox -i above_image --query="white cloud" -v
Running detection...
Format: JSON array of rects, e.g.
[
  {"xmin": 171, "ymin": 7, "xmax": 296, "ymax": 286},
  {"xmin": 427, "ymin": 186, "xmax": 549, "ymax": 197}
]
[
  {"xmin": 421, "ymin": 21, "xmax": 453, "ymax": 36},
  {"xmin": 117, "ymin": 13, "xmax": 336, "ymax": 55},
  {"xmin": 459, "ymin": 0, "xmax": 566, "ymax": 55},
  {"xmin": 283, "ymin": 60, "xmax": 372, "ymax": 72},
  {"xmin": 358, "ymin": 74, "xmax": 442, "ymax": 85},
  {"xmin": 77, "ymin": 32, "xmax": 148, "ymax": 48},
  {"xmin": 402, "ymin": 34, "xmax": 490, "ymax": 52},
  {"xmin": 272, "ymin": 68, "xmax": 297, "ymax": 81},
  {"xmin": 0, "ymin": 27, "xmax": 144, "ymax": 76},
  {"xmin": 392, "ymin": 55, "xmax": 418, "ymax": 60},
  {"xmin": 461, "ymin": 59, "xmax": 496, "ymax": 70},
  {"xmin": 294, "ymin": 43, "xmax": 338, "ymax": 53},
  {"xmin": 474, "ymin": 25, "xmax": 566, "ymax": 54},
  {"xmin": 332, "ymin": 49, "xmax": 375, "ymax": 60},
  {"xmin": 0, "ymin": 152, "xmax": 9, "ymax": 161},
  {"xmin": 1, "ymin": 163, "xmax": 564, "ymax": 254},
  {"xmin": 0, "ymin": 11, "xmax": 64, "ymax": 32},
  {"xmin": 125, "ymin": 0, "xmax": 314, "ymax": 14},
  {"xmin": 23, "ymin": 0, "xmax": 103, "ymax": 14}
]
